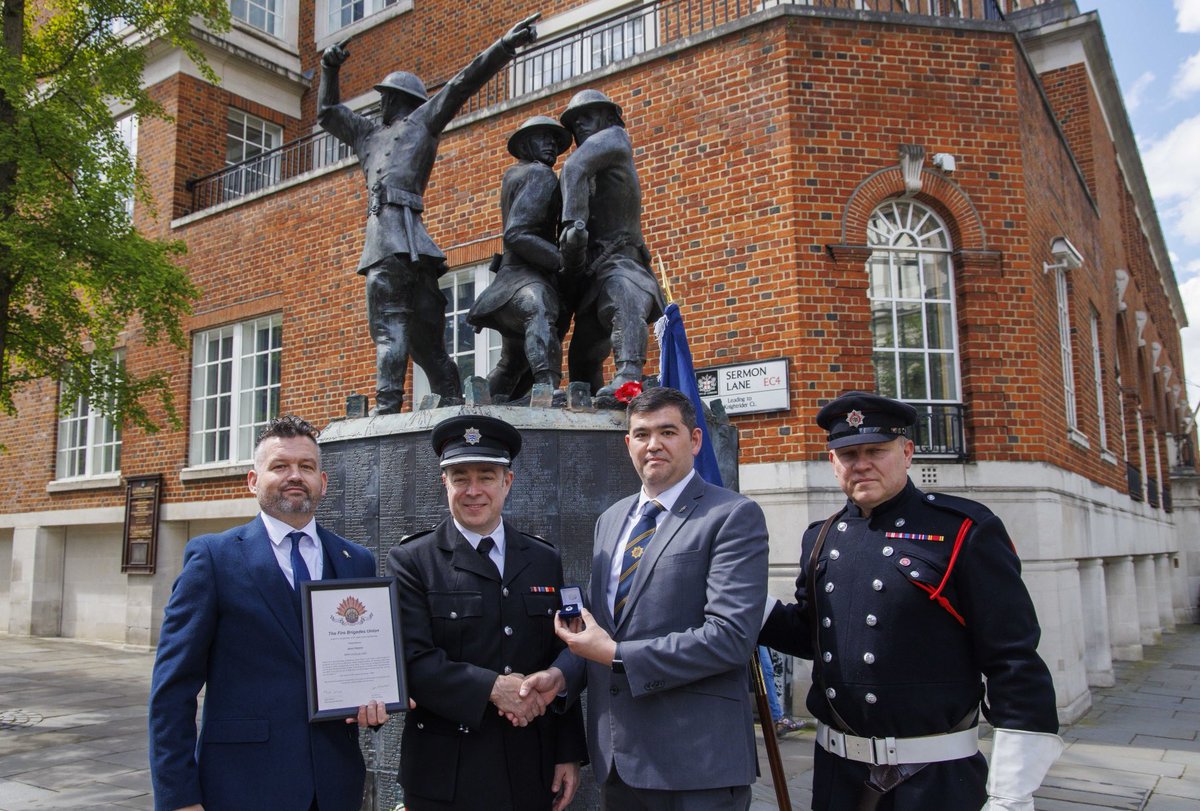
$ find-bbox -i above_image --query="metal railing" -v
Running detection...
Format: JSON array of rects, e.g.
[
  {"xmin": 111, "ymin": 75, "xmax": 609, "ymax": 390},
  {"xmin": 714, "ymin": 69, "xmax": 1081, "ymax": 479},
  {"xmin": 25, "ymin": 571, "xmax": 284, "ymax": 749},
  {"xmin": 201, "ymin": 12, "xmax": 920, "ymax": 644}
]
[
  {"xmin": 186, "ymin": 0, "xmax": 1004, "ymax": 213},
  {"xmin": 1128, "ymin": 463, "xmax": 1147, "ymax": 501},
  {"xmin": 910, "ymin": 402, "xmax": 966, "ymax": 459}
]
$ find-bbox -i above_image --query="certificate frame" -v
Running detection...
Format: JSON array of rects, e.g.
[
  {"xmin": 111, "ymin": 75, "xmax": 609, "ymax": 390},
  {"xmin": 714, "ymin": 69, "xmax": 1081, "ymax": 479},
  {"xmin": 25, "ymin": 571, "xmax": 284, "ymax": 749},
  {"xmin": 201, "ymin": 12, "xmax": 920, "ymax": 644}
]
[{"xmin": 300, "ymin": 576, "xmax": 408, "ymax": 722}]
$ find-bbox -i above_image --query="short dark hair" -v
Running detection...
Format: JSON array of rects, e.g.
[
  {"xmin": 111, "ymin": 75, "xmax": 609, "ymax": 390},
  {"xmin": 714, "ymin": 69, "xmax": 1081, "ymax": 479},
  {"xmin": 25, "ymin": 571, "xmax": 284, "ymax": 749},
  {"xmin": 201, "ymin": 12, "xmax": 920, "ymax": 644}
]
[
  {"xmin": 255, "ymin": 415, "xmax": 321, "ymax": 452},
  {"xmin": 626, "ymin": 387, "xmax": 698, "ymax": 432}
]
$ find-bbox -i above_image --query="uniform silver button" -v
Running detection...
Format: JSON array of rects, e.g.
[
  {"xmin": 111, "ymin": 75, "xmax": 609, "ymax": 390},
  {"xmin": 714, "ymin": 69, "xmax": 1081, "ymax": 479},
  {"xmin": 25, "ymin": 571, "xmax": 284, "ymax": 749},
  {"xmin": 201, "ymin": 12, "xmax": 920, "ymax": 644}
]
[
  {"xmin": 502, "ymin": 587, "xmax": 509, "ymax": 597},
  {"xmin": 872, "ymin": 579, "xmax": 884, "ymax": 591},
  {"xmin": 899, "ymin": 557, "xmax": 911, "ymax": 566},
  {"xmin": 503, "ymin": 665, "xmax": 513, "ymax": 675},
  {"xmin": 895, "ymin": 518, "xmax": 906, "ymax": 527},
  {"xmin": 837, "ymin": 521, "xmax": 848, "ymax": 531},
  {"xmin": 504, "ymin": 626, "xmax": 513, "ymax": 636},
  {"xmin": 823, "ymin": 617, "xmax": 832, "ymax": 628},
  {"xmin": 547, "ymin": 608, "xmax": 554, "ymax": 615},
  {"xmin": 825, "ymin": 582, "xmax": 835, "ymax": 593},
  {"xmin": 823, "ymin": 652, "xmax": 832, "ymax": 663},
  {"xmin": 866, "ymin": 614, "xmax": 878, "ymax": 626},
  {"xmin": 882, "ymin": 546, "xmax": 894, "ymax": 557},
  {"xmin": 863, "ymin": 652, "xmax": 875, "ymax": 664},
  {"xmin": 417, "ymin": 722, "xmax": 425, "ymax": 729},
  {"xmin": 449, "ymin": 611, "xmax": 458, "ymax": 619},
  {"xmin": 910, "ymin": 570, "xmax": 920, "ymax": 578},
  {"xmin": 826, "ymin": 687, "xmax": 837, "ymax": 699},
  {"xmin": 865, "ymin": 693, "xmax": 878, "ymax": 704},
  {"xmin": 829, "ymin": 549, "xmax": 840, "ymax": 560},
  {"xmin": 927, "ymin": 494, "xmax": 936, "ymax": 501}
]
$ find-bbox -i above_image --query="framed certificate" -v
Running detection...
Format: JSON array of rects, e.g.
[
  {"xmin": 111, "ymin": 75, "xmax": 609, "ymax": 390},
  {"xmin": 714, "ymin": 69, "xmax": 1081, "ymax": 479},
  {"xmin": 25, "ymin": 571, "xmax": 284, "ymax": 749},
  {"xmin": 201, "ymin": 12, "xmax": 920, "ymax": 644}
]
[{"xmin": 300, "ymin": 577, "xmax": 408, "ymax": 722}]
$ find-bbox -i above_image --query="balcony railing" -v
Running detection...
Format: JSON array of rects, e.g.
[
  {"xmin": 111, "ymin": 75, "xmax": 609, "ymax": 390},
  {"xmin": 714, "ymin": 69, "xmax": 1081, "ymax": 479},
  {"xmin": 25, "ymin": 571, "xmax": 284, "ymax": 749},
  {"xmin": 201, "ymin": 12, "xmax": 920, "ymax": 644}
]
[
  {"xmin": 1147, "ymin": 475, "xmax": 1160, "ymax": 509},
  {"xmin": 911, "ymin": 403, "xmax": 966, "ymax": 459},
  {"xmin": 1127, "ymin": 462, "xmax": 1143, "ymax": 502},
  {"xmin": 186, "ymin": 0, "xmax": 1005, "ymax": 214}
]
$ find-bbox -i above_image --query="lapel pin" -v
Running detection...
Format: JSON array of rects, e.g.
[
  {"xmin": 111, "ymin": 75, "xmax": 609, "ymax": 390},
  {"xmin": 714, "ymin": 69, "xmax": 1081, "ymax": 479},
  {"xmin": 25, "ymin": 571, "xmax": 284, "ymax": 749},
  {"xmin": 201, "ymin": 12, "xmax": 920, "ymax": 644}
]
[{"xmin": 342, "ymin": 549, "xmax": 351, "ymax": 558}]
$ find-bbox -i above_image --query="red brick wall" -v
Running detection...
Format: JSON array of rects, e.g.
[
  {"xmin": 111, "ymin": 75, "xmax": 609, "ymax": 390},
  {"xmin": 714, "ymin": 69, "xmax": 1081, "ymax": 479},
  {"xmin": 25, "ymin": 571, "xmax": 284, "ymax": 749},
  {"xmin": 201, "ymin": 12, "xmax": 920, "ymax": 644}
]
[{"xmin": 0, "ymin": 7, "xmax": 1189, "ymax": 516}]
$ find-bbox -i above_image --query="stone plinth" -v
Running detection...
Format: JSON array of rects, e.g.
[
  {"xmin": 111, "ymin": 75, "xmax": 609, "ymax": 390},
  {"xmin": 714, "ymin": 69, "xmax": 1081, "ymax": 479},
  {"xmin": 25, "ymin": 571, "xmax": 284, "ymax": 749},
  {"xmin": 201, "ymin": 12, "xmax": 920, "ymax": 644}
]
[{"xmin": 318, "ymin": 405, "xmax": 641, "ymax": 811}]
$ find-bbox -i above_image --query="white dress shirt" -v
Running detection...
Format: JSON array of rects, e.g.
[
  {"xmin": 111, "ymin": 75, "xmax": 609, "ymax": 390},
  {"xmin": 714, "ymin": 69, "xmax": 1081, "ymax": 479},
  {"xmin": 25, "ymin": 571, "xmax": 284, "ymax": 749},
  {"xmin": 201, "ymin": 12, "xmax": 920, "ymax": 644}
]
[
  {"xmin": 261, "ymin": 512, "xmax": 324, "ymax": 588},
  {"xmin": 453, "ymin": 518, "xmax": 507, "ymax": 577},
  {"xmin": 607, "ymin": 469, "xmax": 696, "ymax": 615}
]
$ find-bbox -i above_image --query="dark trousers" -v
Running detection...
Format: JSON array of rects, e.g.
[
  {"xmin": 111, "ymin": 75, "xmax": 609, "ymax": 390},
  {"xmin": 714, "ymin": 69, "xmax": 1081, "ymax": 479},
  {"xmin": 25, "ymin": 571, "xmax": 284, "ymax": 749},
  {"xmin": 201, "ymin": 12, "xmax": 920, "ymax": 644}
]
[{"xmin": 602, "ymin": 766, "xmax": 752, "ymax": 811}]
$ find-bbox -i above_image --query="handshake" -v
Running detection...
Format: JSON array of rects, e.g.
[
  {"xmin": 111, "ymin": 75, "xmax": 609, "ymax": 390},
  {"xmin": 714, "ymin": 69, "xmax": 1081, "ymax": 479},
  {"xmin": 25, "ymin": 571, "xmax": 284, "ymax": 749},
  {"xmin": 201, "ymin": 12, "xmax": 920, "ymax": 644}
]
[
  {"xmin": 489, "ymin": 667, "xmax": 567, "ymax": 727},
  {"xmin": 490, "ymin": 606, "xmax": 606, "ymax": 726}
]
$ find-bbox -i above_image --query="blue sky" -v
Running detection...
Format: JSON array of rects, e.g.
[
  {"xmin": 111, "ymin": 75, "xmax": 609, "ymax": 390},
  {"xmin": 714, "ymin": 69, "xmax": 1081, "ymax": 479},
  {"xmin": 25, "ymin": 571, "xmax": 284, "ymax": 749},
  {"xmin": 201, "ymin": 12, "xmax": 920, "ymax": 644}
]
[{"xmin": 1075, "ymin": 0, "xmax": 1200, "ymax": 417}]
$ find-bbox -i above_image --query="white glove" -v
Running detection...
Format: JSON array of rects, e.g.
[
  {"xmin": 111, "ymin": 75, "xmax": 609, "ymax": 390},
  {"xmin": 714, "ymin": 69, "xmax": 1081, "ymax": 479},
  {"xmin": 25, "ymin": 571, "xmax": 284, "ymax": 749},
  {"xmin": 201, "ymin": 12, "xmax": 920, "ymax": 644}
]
[{"xmin": 982, "ymin": 728, "xmax": 1064, "ymax": 811}]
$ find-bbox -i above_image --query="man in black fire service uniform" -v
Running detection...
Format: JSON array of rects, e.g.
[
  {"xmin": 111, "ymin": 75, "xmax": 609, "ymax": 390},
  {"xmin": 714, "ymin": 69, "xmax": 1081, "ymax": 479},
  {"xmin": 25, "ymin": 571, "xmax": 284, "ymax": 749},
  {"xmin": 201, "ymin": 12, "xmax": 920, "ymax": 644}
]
[
  {"xmin": 759, "ymin": 392, "xmax": 1063, "ymax": 811},
  {"xmin": 386, "ymin": 414, "xmax": 586, "ymax": 810}
]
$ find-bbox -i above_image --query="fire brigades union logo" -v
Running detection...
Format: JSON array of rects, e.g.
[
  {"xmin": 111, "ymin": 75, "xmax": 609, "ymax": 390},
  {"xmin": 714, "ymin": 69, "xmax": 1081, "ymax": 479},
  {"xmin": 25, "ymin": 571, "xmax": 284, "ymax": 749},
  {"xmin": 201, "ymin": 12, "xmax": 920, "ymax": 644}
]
[
  {"xmin": 464, "ymin": 427, "xmax": 482, "ymax": 445},
  {"xmin": 332, "ymin": 595, "xmax": 372, "ymax": 626},
  {"xmin": 846, "ymin": 410, "xmax": 865, "ymax": 428}
]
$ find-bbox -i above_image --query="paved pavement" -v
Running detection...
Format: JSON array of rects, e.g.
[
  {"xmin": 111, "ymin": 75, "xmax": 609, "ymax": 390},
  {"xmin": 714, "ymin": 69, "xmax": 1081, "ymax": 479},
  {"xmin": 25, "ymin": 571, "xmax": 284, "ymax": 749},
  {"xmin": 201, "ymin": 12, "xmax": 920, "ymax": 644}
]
[{"xmin": 1, "ymin": 625, "xmax": 1198, "ymax": 810}]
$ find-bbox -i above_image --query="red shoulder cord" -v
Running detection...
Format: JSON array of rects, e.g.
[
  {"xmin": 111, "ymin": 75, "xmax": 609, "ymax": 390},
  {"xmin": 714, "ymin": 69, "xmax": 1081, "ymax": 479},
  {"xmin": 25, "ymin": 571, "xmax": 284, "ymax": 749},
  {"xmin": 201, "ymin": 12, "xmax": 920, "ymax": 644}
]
[{"xmin": 915, "ymin": 517, "xmax": 972, "ymax": 626}]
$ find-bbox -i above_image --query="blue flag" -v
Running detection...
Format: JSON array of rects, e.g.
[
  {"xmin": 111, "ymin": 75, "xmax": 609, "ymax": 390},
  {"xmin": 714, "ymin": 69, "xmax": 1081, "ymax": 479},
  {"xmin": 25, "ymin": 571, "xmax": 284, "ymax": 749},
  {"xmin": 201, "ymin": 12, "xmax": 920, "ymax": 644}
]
[{"xmin": 655, "ymin": 302, "xmax": 723, "ymax": 487}]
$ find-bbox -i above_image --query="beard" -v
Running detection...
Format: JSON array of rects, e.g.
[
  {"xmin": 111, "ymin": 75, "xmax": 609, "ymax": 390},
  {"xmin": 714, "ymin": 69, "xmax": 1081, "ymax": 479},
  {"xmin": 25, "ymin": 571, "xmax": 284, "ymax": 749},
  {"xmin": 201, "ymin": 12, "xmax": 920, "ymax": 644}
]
[{"xmin": 262, "ymin": 488, "xmax": 320, "ymax": 515}]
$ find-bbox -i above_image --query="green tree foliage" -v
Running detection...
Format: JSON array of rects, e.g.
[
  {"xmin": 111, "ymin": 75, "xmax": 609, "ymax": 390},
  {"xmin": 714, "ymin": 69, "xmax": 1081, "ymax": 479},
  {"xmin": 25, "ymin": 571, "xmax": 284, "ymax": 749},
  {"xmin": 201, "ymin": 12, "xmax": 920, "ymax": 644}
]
[{"xmin": 0, "ymin": 0, "xmax": 229, "ymax": 431}]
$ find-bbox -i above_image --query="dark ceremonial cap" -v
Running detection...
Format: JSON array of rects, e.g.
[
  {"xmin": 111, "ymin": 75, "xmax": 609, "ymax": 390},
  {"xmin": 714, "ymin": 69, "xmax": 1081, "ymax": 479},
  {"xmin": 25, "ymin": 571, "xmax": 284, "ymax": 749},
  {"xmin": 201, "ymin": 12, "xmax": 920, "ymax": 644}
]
[
  {"xmin": 431, "ymin": 415, "xmax": 522, "ymax": 468},
  {"xmin": 817, "ymin": 392, "xmax": 918, "ymax": 449}
]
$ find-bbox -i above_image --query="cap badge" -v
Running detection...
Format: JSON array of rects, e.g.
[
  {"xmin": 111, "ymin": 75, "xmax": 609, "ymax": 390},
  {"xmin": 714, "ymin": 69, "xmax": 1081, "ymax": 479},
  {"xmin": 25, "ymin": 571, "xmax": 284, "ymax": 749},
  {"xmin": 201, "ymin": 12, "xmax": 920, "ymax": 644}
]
[
  {"xmin": 463, "ymin": 427, "xmax": 482, "ymax": 445},
  {"xmin": 846, "ymin": 409, "xmax": 865, "ymax": 428}
]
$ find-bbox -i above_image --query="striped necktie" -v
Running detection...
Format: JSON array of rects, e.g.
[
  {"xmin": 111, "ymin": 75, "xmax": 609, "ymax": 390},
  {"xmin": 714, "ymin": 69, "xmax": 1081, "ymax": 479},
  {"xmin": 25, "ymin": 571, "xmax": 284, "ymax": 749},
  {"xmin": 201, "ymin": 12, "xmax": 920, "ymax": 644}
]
[{"xmin": 614, "ymin": 500, "xmax": 664, "ymax": 623}]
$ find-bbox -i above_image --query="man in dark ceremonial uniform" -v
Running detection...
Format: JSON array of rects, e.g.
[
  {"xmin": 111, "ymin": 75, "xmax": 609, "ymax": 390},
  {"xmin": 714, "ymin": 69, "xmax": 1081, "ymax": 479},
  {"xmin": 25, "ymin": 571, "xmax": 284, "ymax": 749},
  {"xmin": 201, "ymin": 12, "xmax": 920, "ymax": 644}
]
[
  {"xmin": 386, "ymin": 415, "xmax": 586, "ymax": 810},
  {"xmin": 760, "ymin": 392, "xmax": 1062, "ymax": 811},
  {"xmin": 468, "ymin": 116, "xmax": 573, "ymax": 401}
]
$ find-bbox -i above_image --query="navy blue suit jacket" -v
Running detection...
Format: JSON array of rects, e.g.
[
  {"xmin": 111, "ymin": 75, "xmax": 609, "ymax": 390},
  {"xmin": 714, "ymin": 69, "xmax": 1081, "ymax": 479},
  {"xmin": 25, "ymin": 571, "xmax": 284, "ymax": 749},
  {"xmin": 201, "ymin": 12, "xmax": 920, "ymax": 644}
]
[{"xmin": 149, "ymin": 516, "xmax": 377, "ymax": 811}]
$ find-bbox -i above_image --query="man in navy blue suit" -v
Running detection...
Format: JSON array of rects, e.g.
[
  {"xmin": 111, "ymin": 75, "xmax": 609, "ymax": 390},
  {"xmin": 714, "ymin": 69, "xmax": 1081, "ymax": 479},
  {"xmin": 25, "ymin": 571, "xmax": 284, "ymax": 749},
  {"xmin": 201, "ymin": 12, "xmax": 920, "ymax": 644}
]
[{"xmin": 149, "ymin": 415, "xmax": 385, "ymax": 811}]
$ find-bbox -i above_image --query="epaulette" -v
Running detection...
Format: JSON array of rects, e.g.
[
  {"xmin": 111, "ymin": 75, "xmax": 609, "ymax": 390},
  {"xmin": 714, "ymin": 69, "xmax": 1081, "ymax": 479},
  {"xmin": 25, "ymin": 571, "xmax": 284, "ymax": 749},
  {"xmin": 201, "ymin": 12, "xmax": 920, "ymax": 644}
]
[
  {"xmin": 921, "ymin": 491, "xmax": 996, "ymax": 524},
  {"xmin": 520, "ymin": 531, "xmax": 555, "ymax": 549},
  {"xmin": 399, "ymin": 529, "xmax": 435, "ymax": 545}
]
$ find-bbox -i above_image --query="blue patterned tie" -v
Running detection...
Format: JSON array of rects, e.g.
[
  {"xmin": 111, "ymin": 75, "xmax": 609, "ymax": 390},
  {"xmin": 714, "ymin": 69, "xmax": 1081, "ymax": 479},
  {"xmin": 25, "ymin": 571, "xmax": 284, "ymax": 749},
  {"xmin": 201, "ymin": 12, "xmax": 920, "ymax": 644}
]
[
  {"xmin": 614, "ymin": 500, "xmax": 664, "ymax": 623},
  {"xmin": 287, "ymin": 531, "xmax": 312, "ymax": 592}
]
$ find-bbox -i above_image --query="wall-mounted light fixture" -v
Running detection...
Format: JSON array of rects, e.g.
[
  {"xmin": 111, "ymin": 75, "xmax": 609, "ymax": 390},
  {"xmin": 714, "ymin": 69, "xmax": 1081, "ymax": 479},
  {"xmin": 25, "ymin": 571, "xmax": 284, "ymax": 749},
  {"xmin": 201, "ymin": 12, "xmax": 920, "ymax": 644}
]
[{"xmin": 1043, "ymin": 236, "xmax": 1084, "ymax": 273}]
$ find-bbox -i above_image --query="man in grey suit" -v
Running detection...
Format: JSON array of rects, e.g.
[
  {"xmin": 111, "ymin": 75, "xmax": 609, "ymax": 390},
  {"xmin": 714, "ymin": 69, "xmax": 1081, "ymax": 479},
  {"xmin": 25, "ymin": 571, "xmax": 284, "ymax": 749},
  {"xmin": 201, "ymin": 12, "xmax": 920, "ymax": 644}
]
[{"xmin": 520, "ymin": 386, "xmax": 769, "ymax": 809}]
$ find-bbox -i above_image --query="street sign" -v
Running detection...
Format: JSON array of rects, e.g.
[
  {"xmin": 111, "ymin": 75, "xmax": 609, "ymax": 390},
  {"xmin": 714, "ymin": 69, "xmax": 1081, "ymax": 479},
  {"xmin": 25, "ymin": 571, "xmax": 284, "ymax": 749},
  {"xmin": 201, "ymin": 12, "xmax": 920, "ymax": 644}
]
[{"xmin": 695, "ymin": 358, "xmax": 789, "ymax": 415}]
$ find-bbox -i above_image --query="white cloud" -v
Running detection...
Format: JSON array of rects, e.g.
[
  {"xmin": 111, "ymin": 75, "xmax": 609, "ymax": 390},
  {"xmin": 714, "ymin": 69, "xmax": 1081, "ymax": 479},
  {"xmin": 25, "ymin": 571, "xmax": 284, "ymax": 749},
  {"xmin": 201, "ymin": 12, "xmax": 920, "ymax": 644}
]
[
  {"xmin": 1171, "ymin": 50, "xmax": 1200, "ymax": 98},
  {"xmin": 1177, "ymin": 268, "xmax": 1200, "ymax": 410},
  {"xmin": 1126, "ymin": 70, "xmax": 1156, "ymax": 111},
  {"xmin": 1142, "ymin": 114, "xmax": 1200, "ymax": 246},
  {"xmin": 1179, "ymin": 0, "xmax": 1200, "ymax": 32}
]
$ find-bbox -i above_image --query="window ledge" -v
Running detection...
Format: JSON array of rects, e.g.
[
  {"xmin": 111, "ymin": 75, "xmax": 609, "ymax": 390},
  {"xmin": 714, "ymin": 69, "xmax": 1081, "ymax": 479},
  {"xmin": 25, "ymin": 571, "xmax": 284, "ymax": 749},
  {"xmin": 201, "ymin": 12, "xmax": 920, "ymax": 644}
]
[
  {"xmin": 1100, "ymin": 449, "xmax": 1118, "ymax": 465},
  {"xmin": 180, "ymin": 462, "xmax": 252, "ymax": 483},
  {"xmin": 1068, "ymin": 428, "xmax": 1091, "ymax": 449},
  {"xmin": 315, "ymin": 0, "xmax": 413, "ymax": 52},
  {"xmin": 47, "ymin": 474, "xmax": 123, "ymax": 493}
]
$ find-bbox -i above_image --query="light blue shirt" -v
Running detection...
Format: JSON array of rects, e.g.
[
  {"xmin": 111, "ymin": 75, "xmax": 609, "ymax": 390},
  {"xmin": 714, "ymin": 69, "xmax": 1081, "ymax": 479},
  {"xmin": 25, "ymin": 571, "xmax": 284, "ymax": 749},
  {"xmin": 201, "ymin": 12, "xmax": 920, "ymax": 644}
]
[
  {"xmin": 453, "ymin": 518, "xmax": 507, "ymax": 576},
  {"xmin": 607, "ymin": 469, "xmax": 696, "ymax": 614},
  {"xmin": 260, "ymin": 512, "xmax": 323, "ymax": 588}
]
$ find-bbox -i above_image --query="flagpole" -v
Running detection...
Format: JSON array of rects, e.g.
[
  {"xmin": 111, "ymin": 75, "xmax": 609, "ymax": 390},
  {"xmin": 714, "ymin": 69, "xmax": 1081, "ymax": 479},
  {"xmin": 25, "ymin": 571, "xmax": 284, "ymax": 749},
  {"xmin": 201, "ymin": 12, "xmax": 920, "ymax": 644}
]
[
  {"xmin": 657, "ymin": 256, "xmax": 675, "ymax": 305},
  {"xmin": 655, "ymin": 254, "xmax": 791, "ymax": 811}
]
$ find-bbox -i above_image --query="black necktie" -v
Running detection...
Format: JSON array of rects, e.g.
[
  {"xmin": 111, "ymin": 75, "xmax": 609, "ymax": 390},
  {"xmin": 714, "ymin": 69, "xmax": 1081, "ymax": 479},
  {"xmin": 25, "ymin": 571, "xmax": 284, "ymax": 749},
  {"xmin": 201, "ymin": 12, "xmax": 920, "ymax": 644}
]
[
  {"xmin": 614, "ymin": 500, "xmax": 664, "ymax": 623},
  {"xmin": 477, "ymin": 536, "xmax": 501, "ymax": 579}
]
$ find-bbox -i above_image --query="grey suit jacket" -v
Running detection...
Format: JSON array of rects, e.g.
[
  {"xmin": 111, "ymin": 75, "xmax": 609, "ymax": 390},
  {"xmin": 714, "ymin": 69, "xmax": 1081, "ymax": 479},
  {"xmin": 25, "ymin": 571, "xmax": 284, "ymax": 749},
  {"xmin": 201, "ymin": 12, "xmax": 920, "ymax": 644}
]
[{"xmin": 557, "ymin": 474, "xmax": 769, "ymax": 791}]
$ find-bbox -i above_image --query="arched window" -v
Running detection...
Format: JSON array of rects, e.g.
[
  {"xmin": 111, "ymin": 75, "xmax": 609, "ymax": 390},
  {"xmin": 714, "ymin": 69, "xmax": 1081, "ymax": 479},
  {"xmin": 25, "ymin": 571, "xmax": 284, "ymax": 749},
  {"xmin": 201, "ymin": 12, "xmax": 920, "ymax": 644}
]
[{"xmin": 866, "ymin": 200, "xmax": 963, "ymax": 456}]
